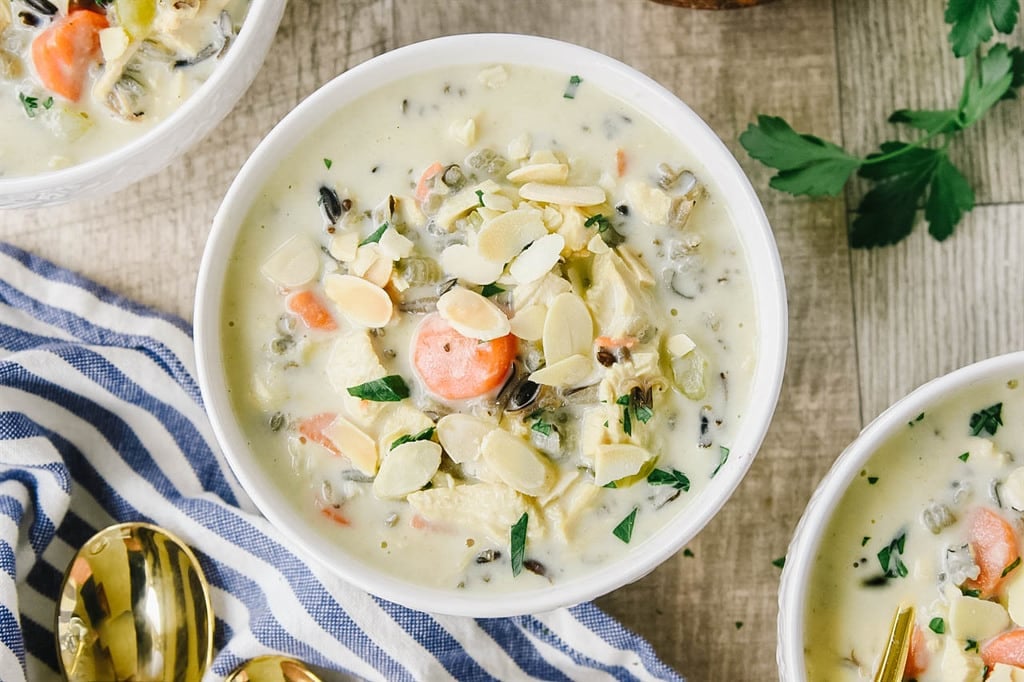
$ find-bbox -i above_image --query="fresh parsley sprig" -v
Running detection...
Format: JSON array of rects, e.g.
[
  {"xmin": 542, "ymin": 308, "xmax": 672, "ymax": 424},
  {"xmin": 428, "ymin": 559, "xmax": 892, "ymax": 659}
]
[{"xmin": 739, "ymin": 0, "xmax": 1023, "ymax": 248}]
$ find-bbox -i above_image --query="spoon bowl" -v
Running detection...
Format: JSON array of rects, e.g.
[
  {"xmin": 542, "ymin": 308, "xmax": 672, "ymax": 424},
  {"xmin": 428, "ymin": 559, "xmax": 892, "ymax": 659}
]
[
  {"xmin": 226, "ymin": 655, "xmax": 324, "ymax": 682},
  {"xmin": 55, "ymin": 522, "xmax": 214, "ymax": 682}
]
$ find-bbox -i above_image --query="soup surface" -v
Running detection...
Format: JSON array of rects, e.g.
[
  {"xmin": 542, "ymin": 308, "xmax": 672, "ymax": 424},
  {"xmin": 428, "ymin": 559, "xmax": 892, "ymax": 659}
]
[
  {"xmin": 221, "ymin": 63, "xmax": 758, "ymax": 591},
  {"xmin": 0, "ymin": 0, "xmax": 247, "ymax": 176},
  {"xmin": 805, "ymin": 375, "xmax": 1024, "ymax": 680}
]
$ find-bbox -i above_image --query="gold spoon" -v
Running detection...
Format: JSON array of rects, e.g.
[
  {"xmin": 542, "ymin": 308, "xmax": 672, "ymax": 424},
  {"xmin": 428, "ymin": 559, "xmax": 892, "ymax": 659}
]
[
  {"xmin": 873, "ymin": 604, "xmax": 915, "ymax": 682},
  {"xmin": 225, "ymin": 655, "xmax": 324, "ymax": 682},
  {"xmin": 55, "ymin": 522, "xmax": 214, "ymax": 682}
]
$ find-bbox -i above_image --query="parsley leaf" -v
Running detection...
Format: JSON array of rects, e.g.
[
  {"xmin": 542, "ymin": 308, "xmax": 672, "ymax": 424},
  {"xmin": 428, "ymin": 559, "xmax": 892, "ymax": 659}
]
[
  {"xmin": 970, "ymin": 402, "xmax": 1003, "ymax": 436},
  {"xmin": 390, "ymin": 426, "xmax": 435, "ymax": 450},
  {"xmin": 323, "ymin": 158, "xmax": 333, "ymax": 169},
  {"xmin": 772, "ymin": 556, "xmax": 786, "ymax": 569},
  {"xmin": 612, "ymin": 507, "xmax": 638, "ymax": 543},
  {"xmin": 738, "ymin": 115, "xmax": 860, "ymax": 197},
  {"xmin": 563, "ymin": 74, "xmax": 582, "ymax": 99},
  {"xmin": 359, "ymin": 222, "xmax": 389, "ymax": 246},
  {"xmin": 18, "ymin": 93, "xmax": 39, "ymax": 118},
  {"xmin": 925, "ymin": 154, "xmax": 975, "ymax": 240},
  {"xmin": 530, "ymin": 417, "xmax": 554, "ymax": 437},
  {"xmin": 959, "ymin": 43, "xmax": 1018, "ymax": 125},
  {"xmin": 888, "ymin": 108, "xmax": 961, "ymax": 134},
  {"xmin": 712, "ymin": 445, "xmax": 730, "ymax": 478},
  {"xmin": 945, "ymin": 0, "xmax": 1020, "ymax": 57},
  {"xmin": 647, "ymin": 468, "xmax": 691, "ymax": 491},
  {"xmin": 510, "ymin": 512, "xmax": 528, "ymax": 577},
  {"xmin": 877, "ymin": 532, "xmax": 909, "ymax": 579},
  {"xmin": 929, "ymin": 617, "xmax": 946, "ymax": 634},
  {"xmin": 480, "ymin": 282, "xmax": 505, "ymax": 297},
  {"xmin": 1002, "ymin": 556, "xmax": 1021, "ymax": 578},
  {"xmin": 346, "ymin": 375, "xmax": 410, "ymax": 402}
]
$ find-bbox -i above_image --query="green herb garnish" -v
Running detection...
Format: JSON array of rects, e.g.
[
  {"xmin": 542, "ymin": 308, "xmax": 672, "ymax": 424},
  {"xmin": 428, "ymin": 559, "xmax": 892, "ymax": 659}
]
[
  {"xmin": 712, "ymin": 445, "xmax": 730, "ymax": 478},
  {"xmin": 734, "ymin": 621, "xmax": 743, "ymax": 630},
  {"xmin": 531, "ymin": 417, "xmax": 554, "ymax": 437},
  {"xmin": 510, "ymin": 512, "xmax": 528, "ymax": 577},
  {"xmin": 42, "ymin": 97, "xmax": 54, "ymax": 110},
  {"xmin": 929, "ymin": 617, "xmax": 946, "ymax": 634},
  {"xmin": 390, "ymin": 426, "xmax": 436, "ymax": 450},
  {"xmin": 909, "ymin": 412, "xmax": 925, "ymax": 427},
  {"xmin": 603, "ymin": 481, "xmax": 617, "ymax": 489},
  {"xmin": 612, "ymin": 507, "xmax": 638, "ymax": 543},
  {"xmin": 475, "ymin": 189, "xmax": 485, "ymax": 207},
  {"xmin": 877, "ymin": 532, "xmax": 909, "ymax": 579},
  {"xmin": 346, "ymin": 375, "xmax": 410, "ymax": 402},
  {"xmin": 868, "ymin": 476, "xmax": 879, "ymax": 485},
  {"xmin": 323, "ymin": 158, "xmax": 333, "ymax": 169},
  {"xmin": 563, "ymin": 74, "xmax": 582, "ymax": 99},
  {"xmin": 772, "ymin": 556, "xmax": 786, "ymax": 569},
  {"xmin": 616, "ymin": 394, "xmax": 633, "ymax": 436},
  {"xmin": 966, "ymin": 639, "xmax": 979, "ymax": 652},
  {"xmin": 359, "ymin": 222, "xmax": 389, "ymax": 246},
  {"xmin": 962, "ymin": 587, "xmax": 982, "ymax": 598},
  {"xmin": 584, "ymin": 213, "xmax": 612, "ymax": 233},
  {"xmin": 959, "ymin": 451, "xmax": 971, "ymax": 462},
  {"xmin": 18, "ymin": 93, "xmax": 39, "ymax": 118},
  {"xmin": 862, "ymin": 536, "xmax": 871, "ymax": 546},
  {"xmin": 480, "ymin": 282, "xmax": 505, "ymax": 297},
  {"xmin": 1002, "ymin": 556, "xmax": 1022, "ymax": 578},
  {"xmin": 970, "ymin": 402, "xmax": 1003, "ymax": 436},
  {"xmin": 616, "ymin": 390, "xmax": 654, "ymax": 438},
  {"xmin": 683, "ymin": 548, "xmax": 695, "ymax": 558},
  {"xmin": 647, "ymin": 468, "xmax": 691, "ymax": 491},
  {"xmin": 738, "ymin": 0, "xmax": 1024, "ymax": 247}
]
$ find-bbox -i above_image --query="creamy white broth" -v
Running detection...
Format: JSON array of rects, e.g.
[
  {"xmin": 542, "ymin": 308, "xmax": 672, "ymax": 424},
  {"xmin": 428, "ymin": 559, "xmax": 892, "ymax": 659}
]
[
  {"xmin": 221, "ymin": 63, "xmax": 758, "ymax": 590},
  {"xmin": 0, "ymin": 0, "xmax": 247, "ymax": 176},
  {"xmin": 805, "ymin": 377, "xmax": 1024, "ymax": 681}
]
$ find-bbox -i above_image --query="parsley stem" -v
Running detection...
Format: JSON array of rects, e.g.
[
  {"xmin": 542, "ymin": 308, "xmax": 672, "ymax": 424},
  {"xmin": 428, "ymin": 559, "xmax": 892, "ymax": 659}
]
[{"xmin": 859, "ymin": 130, "xmax": 945, "ymax": 165}]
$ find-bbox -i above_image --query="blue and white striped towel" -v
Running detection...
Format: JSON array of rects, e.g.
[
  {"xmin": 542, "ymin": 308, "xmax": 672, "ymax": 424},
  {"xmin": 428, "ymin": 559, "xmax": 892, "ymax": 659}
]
[{"xmin": 0, "ymin": 242, "xmax": 683, "ymax": 682}]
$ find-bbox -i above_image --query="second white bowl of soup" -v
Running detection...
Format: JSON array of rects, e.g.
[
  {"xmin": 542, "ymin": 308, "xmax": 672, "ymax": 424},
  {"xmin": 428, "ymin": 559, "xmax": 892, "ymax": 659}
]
[
  {"xmin": 779, "ymin": 352, "xmax": 1024, "ymax": 681},
  {"xmin": 195, "ymin": 34, "xmax": 787, "ymax": 616}
]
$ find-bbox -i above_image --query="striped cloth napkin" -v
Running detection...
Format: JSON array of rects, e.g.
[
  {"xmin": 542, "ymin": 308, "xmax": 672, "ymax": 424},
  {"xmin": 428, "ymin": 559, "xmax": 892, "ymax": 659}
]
[{"xmin": 0, "ymin": 243, "xmax": 682, "ymax": 682}]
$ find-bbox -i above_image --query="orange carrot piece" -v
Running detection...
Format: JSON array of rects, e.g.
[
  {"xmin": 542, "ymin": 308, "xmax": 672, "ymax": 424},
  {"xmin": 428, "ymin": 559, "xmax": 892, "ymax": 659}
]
[
  {"xmin": 287, "ymin": 290, "xmax": 337, "ymax": 331},
  {"xmin": 615, "ymin": 149, "xmax": 627, "ymax": 177},
  {"xmin": 983, "ymin": 629, "xmax": 1024, "ymax": 670},
  {"xmin": 415, "ymin": 162, "xmax": 443, "ymax": 203},
  {"xmin": 319, "ymin": 504, "xmax": 350, "ymax": 526},
  {"xmin": 411, "ymin": 314, "xmax": 517, "ymax": 401},
  {"xmin": 903, "ymin": 624, "xmax": 928, "ymax": 680},
  {"xmin": 594, "ymin": 336, "xmax": 638, "ymax": 349},
  {"xmin": 299, "ymin": 412, "xmax": 340, "ymax": 455},
  {"xmin": 31, "ymin": 10, "xmax": 108, "ymax": 101},
  {"xmin": 410, "ymin": 514, "xmax": 430, "ymax": 530},
  {"xmin": 964, "ymin": 507, "xmax": 1021, "ymax": 598}
]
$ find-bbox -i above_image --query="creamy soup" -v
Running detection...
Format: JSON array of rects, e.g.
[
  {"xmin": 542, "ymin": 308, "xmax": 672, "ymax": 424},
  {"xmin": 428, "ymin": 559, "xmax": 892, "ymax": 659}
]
[
  {"xmin": 221, "ymin": 63, "xmax": 758, "ymax": 591},
  {"xmin": 0, "ymin": 0, "xmax": 247, "ymax": 176},
  {"xmin": 805, "ymin": 376, "xmax": 1024, "ymax": 681}
]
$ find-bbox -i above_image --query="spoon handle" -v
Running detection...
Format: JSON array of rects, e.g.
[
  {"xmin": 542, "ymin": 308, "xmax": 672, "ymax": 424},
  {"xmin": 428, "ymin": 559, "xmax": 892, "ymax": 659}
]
[{"xmin": 873, "ymin": 604, "xmax": 915, "ymax": 682}]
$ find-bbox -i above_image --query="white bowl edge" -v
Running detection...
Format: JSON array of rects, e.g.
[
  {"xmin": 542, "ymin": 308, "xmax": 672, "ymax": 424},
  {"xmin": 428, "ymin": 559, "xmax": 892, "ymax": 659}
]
[
  {"xmin": 776, "ymin": 350, "xmax": 1024, "ymax": 680},
  {"xmin": 195, "ymin": 33, "xmax": 788, "ymax": 617}
]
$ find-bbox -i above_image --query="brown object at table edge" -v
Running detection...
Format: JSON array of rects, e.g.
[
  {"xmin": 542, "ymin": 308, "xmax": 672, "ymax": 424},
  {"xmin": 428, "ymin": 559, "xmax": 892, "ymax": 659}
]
[{"xmin": 647, "ymin": 0, "xmax": 776, "ymax": 9}]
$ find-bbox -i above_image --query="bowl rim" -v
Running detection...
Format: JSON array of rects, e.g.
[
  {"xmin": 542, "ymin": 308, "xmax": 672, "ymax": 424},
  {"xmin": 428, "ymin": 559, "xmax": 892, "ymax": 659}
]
[
  {"xmin": 195, "ymin": 32, "xmax": 788, "ymax": 617},
  {"xmin": 0, "ymin": 0, "xmax": 285, "ymax": 203},
  {"xmin": 776, "ymin": 350, "xmax": 1024, "ymax": 680}
]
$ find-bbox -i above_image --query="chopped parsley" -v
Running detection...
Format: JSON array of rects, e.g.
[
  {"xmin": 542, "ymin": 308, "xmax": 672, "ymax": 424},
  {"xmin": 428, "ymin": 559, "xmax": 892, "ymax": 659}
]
[
  {"xmin": 346, "ymin": 375, "xmax": 410, "ymax": 402},
  {"xmin": 683, "ymin": 548, "xmax": 695, "ymax": 558},
  {"xmin": 616, "ymin": 389, "xmax": 653, "ymax": 437},
  {"xmin": 612, "ymin": 507, "xmax": 638, "ymax": 543},
  {"xmin": 961, "ymin": 587, "xmax": 982, "ymax": 598},
  {"xmin": 475, "ymin": 189, "xmax": 485, "ymax": 206},
  {"xmin": 530, "ymin": 416, "xmax": 554, "ymax": 437},
  {"xmin": 867, "ymin": 476, "xmax": 879, "ymax": 485},
  {"xmin": 861, "ymin": 536, "xmax": 871, "ymax": 546},
  {"xmin": 43, "ymin": 97, "xmax": 53, "ymax": 110},
  {"xmin": 390, "ymin": 426, "xmax": 435, "ymax": 450},
  {"xmin": 563, "ymin": 74, "xmax": 582, "ymax": 99},
  {"xmin": 928, "ymin": 617, "xmax": 945, "ymax": 634},
  {"xmin": 712, "ymin": 445, "xmax": 730, "ymax": 478},
  {"xmin": 908, "ymin": 412, "xmax": 925, "ymax": 427},
  {"xmin": 359, "ymin": 222, "xmax": 389, "ymax": 246},
  {"xmin": 734, "ymin": 621, "xmax": 743, "ymax": 630},
  {"xmin": 772, "ymin": 556, "xmax": 786, "ymax": 569},
  {"xmin": 510, "ymin": 512, "xmax": 528, "ymax": 577},
  {"xmin": 877, "ymin": 532, "xmax": 909, "ymax": 579},
  {"xmin": 18, "ymin": 93, "xmax": 39, "ymax": 118},
  {"xmin": 959, "ymin": 451, "xmax": 970, "ymax": 462},
  {"xmin": 584, "ymin": 213, "xmax": 613, "ymax": 233},
  {"xmin": 647, "ymin": 468, "xmax": 691, "ymax": 491},
  {"xmin": 965, "ymin": 639, "xmax": 979, "ymax": 652},
  {"xmin": 1002, "ymin": 556, "xmax": 1021, "ymax": 578},
  {"xmin": 323, "ymin": 158, "xmax": 333, "ymax": 169},
  {"xmin": 480, "ymin": 282, "xmax": 505, "ymax": 297},
  {"xmin": 969, "ymin": 402, "xmax": 1003, "ymax": 436}
]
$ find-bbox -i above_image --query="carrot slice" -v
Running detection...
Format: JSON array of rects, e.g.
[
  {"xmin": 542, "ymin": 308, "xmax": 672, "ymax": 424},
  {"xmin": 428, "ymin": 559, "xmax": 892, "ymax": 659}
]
[
  {"xmin": 983, "ymin": 629, "xmax": 1024, "ymax": 669},
  {"xmin": 299, "ymin": 413, "xmax": 340, "ymax": 455},
  {"xmin": 287, "ymin": 290, "xmax": 337, "ymax": 331},
  {"xmin": 615, "ymin": 149, "xmax": 627, "ymax": 177},
  {"xmin": 318, "ymin": 504, "xmax": 350, "ymax": 527},
  {"xmin": 31, "ymin": 10, "xmax": 108, "ymax": 101},
  {"xmin": 412, "ymin": 314, "xmax": 516, "ymax": 400},
  {"xmin": 964, "ymin": 507, "xmax": 1021, "ymax": 598},
  {"xmin": 594, "ymin": 335, "xmax": 638, "ymax": 349},
  {"xmin": 415, "ymin": 162, "xmax": 443, "ymax": 204},
  {"xmin": 903, "ymin": 624, "xmax": 928, "ymax": 679}
]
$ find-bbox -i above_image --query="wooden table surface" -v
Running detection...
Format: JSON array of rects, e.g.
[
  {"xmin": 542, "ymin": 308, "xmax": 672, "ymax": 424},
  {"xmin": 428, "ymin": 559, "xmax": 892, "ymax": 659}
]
[{"xmin": 4, "ymin": 1, "xmax": 1023, "ymax": 679}]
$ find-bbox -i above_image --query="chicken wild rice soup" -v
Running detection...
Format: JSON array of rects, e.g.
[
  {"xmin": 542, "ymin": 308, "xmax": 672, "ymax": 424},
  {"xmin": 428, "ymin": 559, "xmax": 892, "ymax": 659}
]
[
  {"xmin": 221, "ymin": 63, "xmax": 758, "ymax": 590},
  {"xmin": 0, "ymin": 0, "xmax": 247, "ymax": 176},
  {"xmin": 805, "ymin": 375, "xmax": 1024, "ymax": 680}
]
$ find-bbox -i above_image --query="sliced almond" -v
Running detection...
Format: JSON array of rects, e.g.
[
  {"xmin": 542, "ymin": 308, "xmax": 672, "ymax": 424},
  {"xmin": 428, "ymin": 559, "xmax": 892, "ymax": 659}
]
[
  {"xmin": 593, "ymin": 444, "xmax": 651, "ymax": 487},
  {"xmin": 507, "ymin": 133, "xmax": 532, "ymax": 161},
  {"xmin": 529, "ymin": 354, "xmax": 591, "ymax": 387},
  {"xmin": 509, "ymin": 233, "xmax": 564, "ymax": 285},
  {"xmin": 507, "ymin": 163, "xmax": 569, "ymax": 184},
  {"xmin": 436, "ymin": 286, "xmax": 511, "ymax": 341},
  {"xmin": 587, "ymin": 233, "xmax": 610, "ymax": 254},
  {"xmin": 328, "ymin": 231, "xmax": 360, "ymax": 262},
  {"xmin": 321, "ymin": 415, "xmax": 378, "ymax": 475},
  {"xmin": 480, "ymin": 430, "xmax": 552, "ymax": 497},
  {"xmin": 509, "ymin": 305, "xmax": 547, "ymax": 341},
  {"xmin": 667, "ymin": 333, "xmax": 696, "ymax": 357},
  {"xmin": 626, "ymin": 180, "xmax": 672, "ymax": 224},
  {"xmin": 261, "ymin": 235, "xmax": 320, "ymax": 288},
  {"xmin": 513, "ymin": 272, "xmax": 572, "ymax": 310},
  {"xmin": 617, "ymin": 245, "xmax": 656, "ymax": 286},
  {"xmin": 439, "ymin": 244, "xmax": 505, "ymax": 286},
  {"xmin": 436, "ymin": 414, "xmax": 496, "ymax": 464},
  {"xmin": 377, "ymin": 228, "xmax": 415, "ymax": 260},
  {"xmin": 350, "ymin": 244, "xmax": 393, "ymax": 287},
  {"xmin": 519, "ymin": 182, "xmax": 606, "ymax": 207},
  {"xmin": 480, "ymin": 192, "xmax": 514, "ymax": 212},
  {"xmin": 450, "ymin": 117, "xmax": 478, "ymax": 146},
  {"xmin": 323, "ymin": 274, "xmax": 393, "ymax": 328},
  {"xmin": 99, "ymin": 27, "xmax": 130, "ymax": 61},
  {"xmin": 375, "ymin": 404, "xmax": 434, "ymax": 456},
  {"xmin": 543, "ymin": 292, "xmax": 594, "ymax": 363},
  {"xmin": 372, "ymin": 441, "xmax": 442, "ymax": 499},
  {"xmin": 476, "ymin": 208, "xmax": 548, "ymax": 263},
  {"xmin": 557, "ymin": 207, "xmax": 590, "ymax": 252},
  {"xmin": 478, "ymin": 65, "xmax": 508, "ymax": 89},
  {"xmin": 435, "ymin": 185, "xmax": 488, "ymax": 230},
  {"xmin": 528, "ymin": 150, "xmax": 559, "ymax": 165}
]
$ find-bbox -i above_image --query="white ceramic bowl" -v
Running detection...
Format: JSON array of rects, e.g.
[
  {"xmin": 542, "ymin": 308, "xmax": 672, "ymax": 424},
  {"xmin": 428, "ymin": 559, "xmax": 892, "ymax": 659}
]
[
  {"xmin": 195, "ymin": 33, "xmax": 788, "ymax": 616},
  {"xmin": 0, "ymin": 0, "xmax": 285, "ymax": 209},
  {"xmin": 777, "ymin": 351, "xmax": 1024, "ymax": 680}
]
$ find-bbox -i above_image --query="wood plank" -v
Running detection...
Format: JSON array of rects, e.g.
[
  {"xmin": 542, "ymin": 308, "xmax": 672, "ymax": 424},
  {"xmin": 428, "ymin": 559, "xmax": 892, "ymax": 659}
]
[
  {"xmin": 834, "ymin": 0, "xmax": 1024, "ymax": 206},
  {"xmin": 851, "ymin": 203, "xmax": 1024, "ymax": 423}
]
